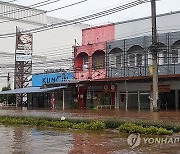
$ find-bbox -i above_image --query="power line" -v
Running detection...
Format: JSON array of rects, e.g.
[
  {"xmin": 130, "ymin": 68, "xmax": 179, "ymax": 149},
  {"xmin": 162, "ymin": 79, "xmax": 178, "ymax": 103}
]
[
  {"xmin": 0, "ymin": 0, "xmax": 151, "ymax": 38},
  {"xmin": 0, "ymin": 0, "xmax": 88, "ymax": 32},
  {"xmin": 0, "ymin": 0, "xmax": 61, "ymax": 17}
]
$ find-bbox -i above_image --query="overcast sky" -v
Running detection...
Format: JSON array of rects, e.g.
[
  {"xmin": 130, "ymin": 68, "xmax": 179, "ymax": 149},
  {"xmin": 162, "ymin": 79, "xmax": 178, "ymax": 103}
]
[{"xmin": 5, "ymin": 0, "xmax": 180, "ymax": 25}]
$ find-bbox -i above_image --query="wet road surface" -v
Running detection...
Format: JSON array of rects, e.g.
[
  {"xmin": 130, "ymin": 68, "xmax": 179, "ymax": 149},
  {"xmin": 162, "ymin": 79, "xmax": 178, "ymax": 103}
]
[{"xmin": 0, "ymin": 107, "xmax": 179, "ymax": 124}]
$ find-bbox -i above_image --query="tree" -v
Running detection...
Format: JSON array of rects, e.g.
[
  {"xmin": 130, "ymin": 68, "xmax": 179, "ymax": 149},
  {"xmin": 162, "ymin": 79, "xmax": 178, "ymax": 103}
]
[{"xmin": 0, "ymin": 86, "xmax": 16, "ymax": 105}]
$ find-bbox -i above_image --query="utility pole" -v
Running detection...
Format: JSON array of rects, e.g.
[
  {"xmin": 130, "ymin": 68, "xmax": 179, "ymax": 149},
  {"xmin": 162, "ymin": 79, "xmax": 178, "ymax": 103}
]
[
  {"xmin": 151, "ymin": 0, "xmax": 158, "ymax": 112},
  {"xmin": 7, "ymin": 72, "xmax": 10, "ymax": 87}
]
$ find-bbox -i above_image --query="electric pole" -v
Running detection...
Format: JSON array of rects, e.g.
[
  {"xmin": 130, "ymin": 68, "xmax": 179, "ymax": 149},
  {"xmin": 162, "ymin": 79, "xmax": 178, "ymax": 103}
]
[
  {"xmin": 7, "ymin": 72, "xmax": 10, "ymax": 87},
  {"xmin": 151, "ymin": 0, "xmax": 158, "ymax": 112}
]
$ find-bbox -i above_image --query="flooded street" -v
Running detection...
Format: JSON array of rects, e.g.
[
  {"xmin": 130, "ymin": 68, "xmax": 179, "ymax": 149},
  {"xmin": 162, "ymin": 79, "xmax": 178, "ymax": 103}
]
[
  {"xmin": 0, "ymin": 125, "xmax": 179, "ymax": 154},
  {"xmin": 0, "ymin": 108, "xmax": 180, "ymax": 124}
]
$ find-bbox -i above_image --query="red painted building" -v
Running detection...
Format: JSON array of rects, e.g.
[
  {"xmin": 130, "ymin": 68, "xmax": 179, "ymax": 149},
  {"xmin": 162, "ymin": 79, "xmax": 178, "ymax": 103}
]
[
  {"xmin": 74, "ymin": 24, "xmax": 115, "ymax": 80},
  {"xmin": 74, "ymin": 24, "xmax": 115, "ymax": 109}
]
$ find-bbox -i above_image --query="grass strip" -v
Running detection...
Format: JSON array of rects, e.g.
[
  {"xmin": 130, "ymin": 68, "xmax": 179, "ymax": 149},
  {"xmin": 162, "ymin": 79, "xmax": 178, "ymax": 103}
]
[{"xmin": 0, "ymin": 115, "xmax": 179, "ymax": 134}]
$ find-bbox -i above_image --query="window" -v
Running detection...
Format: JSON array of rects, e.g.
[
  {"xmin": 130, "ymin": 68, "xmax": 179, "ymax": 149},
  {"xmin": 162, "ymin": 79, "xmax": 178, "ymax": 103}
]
[
  {"xmin": 136, "ymin": 53, "xmax": 143, "ymax": 66},
  {"xmin": 83, "ymin": 57, "xmax": 88, "ymax": 70},
  {"xmin": 109, "ymin": 55, "xmax": 116, "ymax": 68},
  {"xmin": 93, "ymin": 56, "xmax": 105, "ymax": 69},
  {"xmin": 163, "ymin": 50, "xmax": 168, "ymax": 64},
  {"xmin": 116, "ymin": 55, "xmax": 121, "ymax": 67},
  {"xmin": 148, "ymin": 53, "xmax": 152, "ymax": 65},
  {"xmin": 129, "ymin": 54, "xmax": 135, "ymax": 66},
  {"xmin": 172, "ymin": 49, "xmax": 178, "ymax": 63}
]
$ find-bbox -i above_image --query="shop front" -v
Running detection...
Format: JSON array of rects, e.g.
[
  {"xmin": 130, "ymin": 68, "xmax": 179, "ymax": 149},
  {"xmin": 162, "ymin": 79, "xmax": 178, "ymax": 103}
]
[
  {"xmin": 28, "ymin": 71, "xmax": 77, "ymax": 109},
  {"xmin": 116, "ymin": 77, "xmax": 180, "ymax": 111},
  {"xmin": 78, "ymin": 84, "xmax": 116, "ymax": 109}
]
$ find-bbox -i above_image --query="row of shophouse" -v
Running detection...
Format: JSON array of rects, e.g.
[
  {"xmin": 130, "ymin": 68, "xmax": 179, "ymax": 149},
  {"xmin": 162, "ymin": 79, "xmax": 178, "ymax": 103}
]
[
  {"xmin": 1, "ymin": 7, "xmax": 180, "ymax": 111},
  {"xmin": 73, "ymin": 20, "xmax": 180, "ymax": 111}
]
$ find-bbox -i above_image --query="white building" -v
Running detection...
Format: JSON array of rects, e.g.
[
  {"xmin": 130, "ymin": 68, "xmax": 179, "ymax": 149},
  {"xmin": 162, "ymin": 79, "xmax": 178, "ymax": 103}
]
[
  {"xmin": 0, "ymin": 1, "xmax": 88, "ymax": 89},
  {"xmin": 115, "ymin": 10, "xmax": 180, "ymax": 39}
]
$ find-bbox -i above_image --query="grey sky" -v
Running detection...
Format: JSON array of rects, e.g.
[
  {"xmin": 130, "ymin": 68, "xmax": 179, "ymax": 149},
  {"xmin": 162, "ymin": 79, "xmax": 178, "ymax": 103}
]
[{"xmin": 5, "ymin": 0, "xmax": 180, "ymax": 25}]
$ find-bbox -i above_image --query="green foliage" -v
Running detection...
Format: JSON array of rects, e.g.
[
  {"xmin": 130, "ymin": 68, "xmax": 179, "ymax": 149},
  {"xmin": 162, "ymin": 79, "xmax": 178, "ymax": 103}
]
[
  {"xmin": 0, "ymin": 115, "xmax": 105, "ymax": 131},
  {"xmin": 89, "ymin": 121, "xmax": 105, "ymax": 130},
  {"xmin": 118, "ymin": 123, "xmax": 173, "ymax": 135},
  {"xmin": 0, "ymin": 86, "xmax": 16, "ymax": 104},
  {"xmin": 0, "ymin": 115, "xmax": 178, "ymax": 134},
  {"xmin": 104, "ymin": 119, "xmax": 125, "ymax": 128},
  {"xmin": 72, "ymin": 121, "xmax": 105, "ymax": 130}
]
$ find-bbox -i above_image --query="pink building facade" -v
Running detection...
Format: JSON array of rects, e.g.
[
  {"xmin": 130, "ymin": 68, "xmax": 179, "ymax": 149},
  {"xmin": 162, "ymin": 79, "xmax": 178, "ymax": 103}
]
[
  {"xmin": 74, "ymin": 24, "xmax": 115, "ymax": 109},
  {"xmin": 74, "ymin": 24, "xmax": 115, "ymax": 80}
]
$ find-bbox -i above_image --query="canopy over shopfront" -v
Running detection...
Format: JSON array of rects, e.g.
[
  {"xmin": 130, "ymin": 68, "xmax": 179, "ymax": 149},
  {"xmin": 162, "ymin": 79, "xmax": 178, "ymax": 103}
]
[{"xmin": 0, "ymin": 86, "xmax": 67, "ymax": 95}]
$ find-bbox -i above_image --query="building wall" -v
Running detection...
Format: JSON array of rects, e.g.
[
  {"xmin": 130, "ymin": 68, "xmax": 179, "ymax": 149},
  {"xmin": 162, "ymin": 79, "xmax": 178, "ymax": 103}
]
[
  {"xmin": 115, "ymin": 11, "xmax": 180, "ymax": 39},
  {"xmin": 82, "ymin": 24, "xmax": 114, "ymax": 45},
  {"xmin": 74, "ymin": 24, "xmax": 115, "ymax": 80},
  {"xmin": 0, "ymin": 2, "xmax": 88, "ymax": 89},
  {"xmin": 107, "ymin": 31, "xmax": 180, "ymax": 78},
  {"xmin": 117, "ymin": 81, "xmax": 180, "ymax": 92},
  {"xmin": 0, "ymin": 1, "xmax": 46, "ymax": 24},
  {"xmin": 74, "ymin": 42, "xmax": 106, "ymax": 79}
]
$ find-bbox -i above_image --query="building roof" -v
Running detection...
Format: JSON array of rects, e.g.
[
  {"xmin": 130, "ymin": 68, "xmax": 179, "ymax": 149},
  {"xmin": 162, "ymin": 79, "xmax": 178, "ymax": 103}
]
[
  {"xmin": 115, "ymin": 10, "xmax": 180, "ymax": 25},
  {"xmin": 0, "ymin": 86, "xmax": 67, "ymax": 94},
  {"xmin": 79, "ymin": 74, "xmax": 180, "ymax": 84},
  {"xmin": 0, "ymin": 1, "xmax": 46, "ymax": 13}
]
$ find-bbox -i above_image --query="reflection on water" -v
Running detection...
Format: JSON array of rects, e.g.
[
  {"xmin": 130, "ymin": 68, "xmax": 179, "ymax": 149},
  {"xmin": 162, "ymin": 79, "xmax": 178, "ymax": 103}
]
[
  {"xmin": 0, "ymin": 125, "xmax": 179, "ymax": 154},
  {"xmin": 0, "ymin": 125, "xmax": 73, "ymax": 154}
]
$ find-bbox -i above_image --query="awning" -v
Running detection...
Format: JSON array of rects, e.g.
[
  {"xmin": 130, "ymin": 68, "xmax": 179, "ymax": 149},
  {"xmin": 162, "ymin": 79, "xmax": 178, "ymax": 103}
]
[{"xmin": 0, "ymin": 86, "xmax": 67, "ymax": 95}]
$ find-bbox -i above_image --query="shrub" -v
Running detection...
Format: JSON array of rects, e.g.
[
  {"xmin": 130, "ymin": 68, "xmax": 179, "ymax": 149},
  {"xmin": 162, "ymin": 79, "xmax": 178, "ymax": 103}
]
[
  {"xmin": 72, "ymin": 121, "xmax": 105, "ymax": 130},
  {"xmin": 104, "ymin": 119, "xmax": 125, "ymax": 128},
  {"xmin": 118, "ymin": 123, "xmax": 172, "ymax": 135},
  {"xmin": 89, "ymin": 121, "xmax": 105, "ymax": 130}
]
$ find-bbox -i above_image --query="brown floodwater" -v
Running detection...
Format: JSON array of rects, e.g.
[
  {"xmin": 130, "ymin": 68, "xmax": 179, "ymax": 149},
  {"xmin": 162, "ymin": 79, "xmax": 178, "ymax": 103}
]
[
  {"xmin": 0, "ymin": 108, "xmax": 180, "ymax": 124},
  {"xmin": 0, "ymin": 125, "xmax": 179, "ymax": 154}
]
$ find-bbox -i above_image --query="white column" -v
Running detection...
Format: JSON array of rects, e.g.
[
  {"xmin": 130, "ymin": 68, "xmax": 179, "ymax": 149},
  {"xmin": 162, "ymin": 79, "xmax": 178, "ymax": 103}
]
[
  {"xmin": 63, "ymin": 89, "xmax": 65, "ymax": 110},
  {"xmin": 125, "ymin": 91, "xmax": 128, "ymax": 111}
]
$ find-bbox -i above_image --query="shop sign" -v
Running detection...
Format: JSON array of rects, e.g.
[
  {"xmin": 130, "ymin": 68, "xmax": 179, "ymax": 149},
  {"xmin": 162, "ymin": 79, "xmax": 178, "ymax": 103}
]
[
  {"xmin": 151, "ymin": 85, "xmax": 170, "ymax": 92},
  {"xmin": 32, "ymin": 72, "xmax": 74, "ymax": 86},
  {"xmin": 16, "ymin": 33, "xmax": 32, "ymax": 50},
  {"xmin": 16, "ymin": 50, "xmax": 32, "ymax": 54},
  {"xmin": 103, "ymin": 84, "xmax": 117, "ymax": 92},
  {"xmin": 16, "ymin": 55, "xmax": 32, "ymax": 61},
  {"xmin": 88, "ymin": 86, "xmax": 103, "ymax": 91}
]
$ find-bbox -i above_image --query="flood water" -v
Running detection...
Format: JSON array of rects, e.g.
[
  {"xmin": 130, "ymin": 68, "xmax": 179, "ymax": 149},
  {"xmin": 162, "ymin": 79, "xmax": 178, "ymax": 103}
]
[
  {"xmin": 0, "ymin": 125, "xmax": 179, "ymax": 154},
  {"xmin": 0, "ymin": 108, "xmax": 180, "ymax": 124}
]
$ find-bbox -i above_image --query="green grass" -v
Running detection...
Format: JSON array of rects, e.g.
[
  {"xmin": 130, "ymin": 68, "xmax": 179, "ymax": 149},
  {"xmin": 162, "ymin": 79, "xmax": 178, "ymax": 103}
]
[
  {"xmin": 0, "ymin": 115, "xmax": 179, "ymax": 134},
  {"xmin": 0, "ymin": 115, "xmax": 105, "ymax": 131}
]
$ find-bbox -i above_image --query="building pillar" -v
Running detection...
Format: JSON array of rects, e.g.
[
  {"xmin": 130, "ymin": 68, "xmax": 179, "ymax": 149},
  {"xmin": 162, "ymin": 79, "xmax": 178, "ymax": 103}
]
[
  {"xmin": 115, "ymin": 91, "xmax": 119, "ymax": 109},
  {"xmin": 89, "ymin": 55, "xmax": 92, "ymax": 79},
  {"xmin": 150, "ymin": 91, "xmax": 153, "ymax": 111},
  {"xmin": 125, "ymin": 91, "xmax": 128, "ymax": 111},
  {"xmin": 175, "ymin": 90, "xmax": 179, "ymax": 110},
  {"xmin": 138, "ymin": 91, "xmax": 140, "ymax": 112},
  {"xmin": 63, "ymin": 89, "xmax": 65, "ymax": 110}
]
